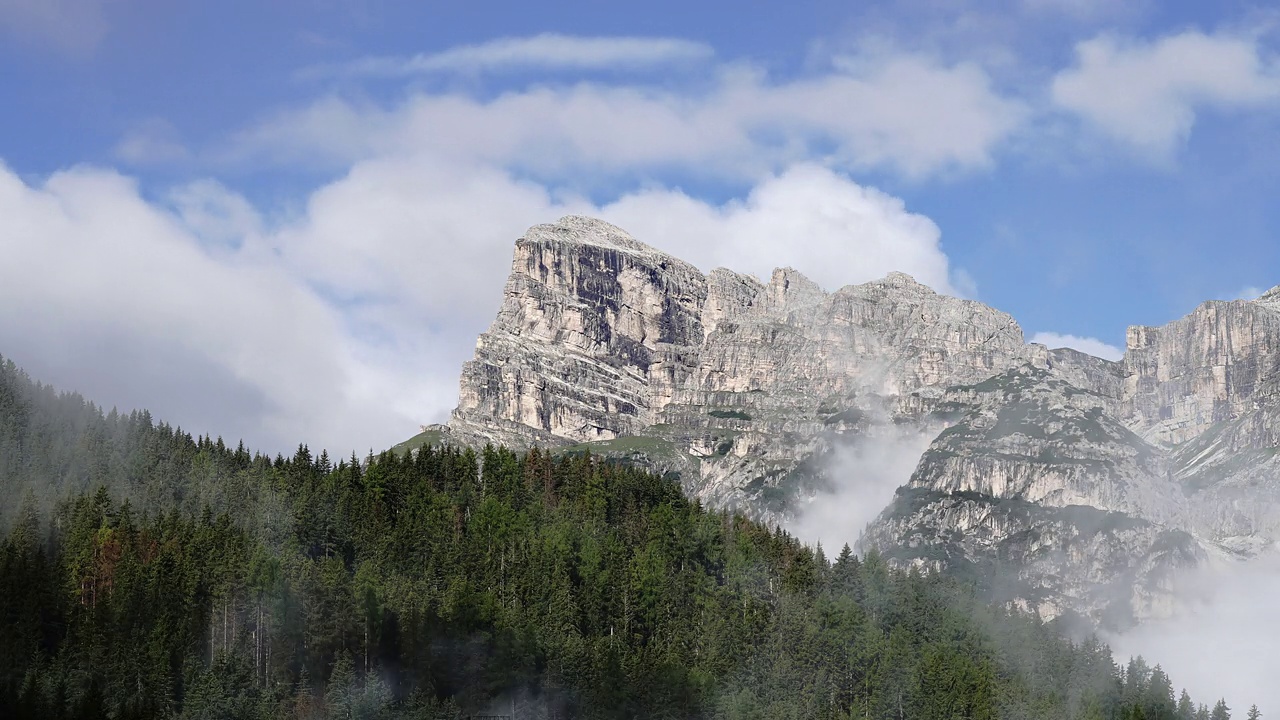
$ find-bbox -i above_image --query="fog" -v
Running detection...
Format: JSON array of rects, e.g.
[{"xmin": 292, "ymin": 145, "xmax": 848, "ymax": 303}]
[
  {"xmin": 1110, "ymin": 549, "xmax": 1280, "ymax": 714},
  {"xmin": 782, "ymin": 404, "xmax": 1280, "ymax": 715},
  {"xmin": 787, "ymin": 421, "xmax": 937, "ymax": 554}
]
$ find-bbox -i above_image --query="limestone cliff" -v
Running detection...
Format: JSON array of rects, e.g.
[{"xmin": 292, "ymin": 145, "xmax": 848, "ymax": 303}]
[
  {"xmin": 436, "ymin": 216, "xmax": 1280, "ymax": 629},
  {"xmin": 448, "ymin": 216, "xmax": 1042, "ymax": 515}
]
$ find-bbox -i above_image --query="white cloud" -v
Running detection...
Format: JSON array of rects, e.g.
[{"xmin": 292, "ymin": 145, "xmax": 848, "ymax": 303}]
[
  {"xmin": 0, "ymin": 154, "xmax": 967, "ymax": 457},
  {"xmin": 1052, "ymin": 30, "xmax": 1280, "ymax": 157},
  {"xmin": 317, "ymin": 33, "xmax": 715, "ymax": 78},
  {"xmin": 0, "ymin": 163, "xmax": 381, "ymax": 455},
  {"xmin": 115, "ymin": 119, "xmax": 191, "ymax": 165},
  {"xmin": 601, "ymin": 163, "xmax": 961, "ymax": 294},
  {"xmin": 789, "ymin": 422, "xmax": 937, "ymax": 552},
  {"xmin": 1111, "ymin": 553, "xmax": 1280, "ymax": 715},
  {"xmin": 1030, "ymin": 331, "xmax": 1124, "ymax": 361},
  {"xmin": 1223, "ymin": 285, "xmax": 1265, "ymax": 301},
  {"xmin": 1020, "ymin": 0, "xmax": 1130, "ymax": 21},
  {"xmin": 0, "ymin": 0, "xmax": 108, "ymax": 54},
  {"xmin": 236, "ymin": 50, "xmax": 1026, "ymax": 180}
]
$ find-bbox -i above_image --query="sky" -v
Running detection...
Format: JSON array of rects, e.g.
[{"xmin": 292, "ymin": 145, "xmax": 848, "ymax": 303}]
[{"xmin": 2, "ymin": 0, "xmax": 1280, "ymax": 458}]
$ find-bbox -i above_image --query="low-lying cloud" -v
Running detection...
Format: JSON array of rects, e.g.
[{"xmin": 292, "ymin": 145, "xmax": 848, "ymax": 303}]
[
  {"xmin": 788, "ymin": 421, "xmax": 937, "ymax": 552},
  {"xmin": 1110, "ymin": 551, "xmax": 1280, "ymax": 713}
]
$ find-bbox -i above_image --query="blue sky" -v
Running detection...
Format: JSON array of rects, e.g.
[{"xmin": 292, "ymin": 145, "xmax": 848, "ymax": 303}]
[{"xmin": 1, "ymin": 0, "xmax": 1280, "ymax": 458}]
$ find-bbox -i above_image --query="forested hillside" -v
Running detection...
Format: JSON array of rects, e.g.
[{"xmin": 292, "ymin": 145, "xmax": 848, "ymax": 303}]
[{"xmin": 0, "ymin": 356, "xmax": 1248, "ymax": 719}]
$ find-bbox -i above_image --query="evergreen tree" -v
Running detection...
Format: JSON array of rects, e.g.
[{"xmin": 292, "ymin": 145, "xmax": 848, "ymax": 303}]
[{"xmin": 0, "ymin": 354, "xmax": 1249, "ymax": 720}]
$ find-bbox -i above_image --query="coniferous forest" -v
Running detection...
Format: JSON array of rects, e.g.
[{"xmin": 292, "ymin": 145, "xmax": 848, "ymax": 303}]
[{"xmin": 0, "ymin": 356, "xmax": 1252, "ymax": 719}]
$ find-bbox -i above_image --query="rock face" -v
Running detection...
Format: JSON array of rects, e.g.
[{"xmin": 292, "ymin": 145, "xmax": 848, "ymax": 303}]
[
  {"xmin": 441, "ymin": 215, "xmax": 1280, "ymax": 629},
  {"xmin": 450, "ymin": 216, "xmax": 1042, "ymax": 512},
  {"xmin": 450, "ymin": 217, "xmax": 708, "ymax": 449}
]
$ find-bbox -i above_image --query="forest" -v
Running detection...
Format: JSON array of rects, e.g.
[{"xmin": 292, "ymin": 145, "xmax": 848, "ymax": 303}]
[{"xmin": 0, "ymin": 355, "xmax": 1254, "ymax": 719}]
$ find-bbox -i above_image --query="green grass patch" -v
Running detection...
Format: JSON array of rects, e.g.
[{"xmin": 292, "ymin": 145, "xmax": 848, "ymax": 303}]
[{"xmin": 392, "ymin": 428, "xmax": 444, "ymax": 456}]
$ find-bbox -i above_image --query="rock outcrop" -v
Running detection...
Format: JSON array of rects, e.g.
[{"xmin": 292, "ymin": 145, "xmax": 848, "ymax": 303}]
[
  {"xmin": 449, "ymin": 216, "xmax": 1044, "ymax": 513},
  {"xmin": 437, "ymin": 216, "xmax": 1280, "ymax": 629}
]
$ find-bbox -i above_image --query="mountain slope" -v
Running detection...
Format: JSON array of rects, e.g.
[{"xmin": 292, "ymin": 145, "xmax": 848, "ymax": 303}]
[
  {"xmin": 0, "ymin": 353, "xmax": 1233, "ymax": 719},
  {"xmin": 436, "ymin": 215, "xmax": 1280, "ymax": 627}
]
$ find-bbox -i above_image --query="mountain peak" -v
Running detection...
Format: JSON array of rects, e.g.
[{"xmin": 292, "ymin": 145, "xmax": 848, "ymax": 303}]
[
  {"xmin": 441, "ymin": 216, "xmax": 1280, "ymax": 629},
  {"xmin": 523, "ymin": 215, "xmax": 658, "ymax": 257},
  {"xmin": 882, "ymin": 270, "xmax": 924, "ymax": 287},
  {"xmin": 1255, "ymin": 284, "xmax": 1280, "ymax": 308}
]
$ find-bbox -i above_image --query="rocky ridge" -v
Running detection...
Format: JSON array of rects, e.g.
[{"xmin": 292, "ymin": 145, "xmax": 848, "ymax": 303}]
[{"xmin": 434, "ymin": 215, "xmax": 1280, "ymax": 628}]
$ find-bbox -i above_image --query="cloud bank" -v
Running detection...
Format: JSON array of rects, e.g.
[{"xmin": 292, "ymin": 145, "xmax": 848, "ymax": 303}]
[
  {"xmin": 0, "ymin": 158, "xmax": 964, "ymax": 457},
  {"xmin": 1111, "ymin": 553, "xmax": 1280, "ymax": 714},
  {"xmin": 239, "ymin": 52, "xmax": 1026, "ymax": 181}
]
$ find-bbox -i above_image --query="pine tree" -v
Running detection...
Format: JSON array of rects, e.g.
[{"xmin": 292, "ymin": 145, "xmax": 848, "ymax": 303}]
[
  {"xmin": 0, "ymin": 352, "xmax": 1240, "ymax": 720},
  {"xmin": 1247, "ymin": 705, "xmax": 1262, "ymax": 720},
  {"xmin": 1213, "ymin": 699, "xmax": 1233, "ymax": 720},
  {"xmin": 1178, "ymin": 690, "xmax": 1196, "ymax": 720}
]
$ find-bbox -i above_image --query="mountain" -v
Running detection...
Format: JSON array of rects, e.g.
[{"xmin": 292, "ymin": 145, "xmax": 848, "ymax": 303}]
[
  {"xmin": 436, "ymin": 215, "xmax": 1280, "ymax": 629},
  {"xmin": 1, "ymin": 353, "xmax": 1224, "ymax": 720}
]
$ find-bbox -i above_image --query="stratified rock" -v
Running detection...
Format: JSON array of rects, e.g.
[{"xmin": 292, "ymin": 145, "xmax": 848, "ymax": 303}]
[
  {"xmin": 449, "ymin": 216, "xmax": 1040, "ymax": 516},
  {"xmin": 436, "ymin": 215, "xmax": 1280, "ymax": 629},
  {"xmin": 450, "ymin": 216, "xmax": 708, "ymax": 446},
  {"xmin": 1122, "ymin": 298, "xmax": 1280, "ymax": 446}
]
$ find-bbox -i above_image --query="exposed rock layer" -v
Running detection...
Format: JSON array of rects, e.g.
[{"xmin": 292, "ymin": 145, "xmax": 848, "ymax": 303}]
[{"xmin": 442, "ymin": 215, "xmax": 1280, "ymax": 628}]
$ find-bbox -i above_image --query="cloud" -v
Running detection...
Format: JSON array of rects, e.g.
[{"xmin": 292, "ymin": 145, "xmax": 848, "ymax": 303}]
[
  {"xmin": 1051, "ymin": 30, "xmax": 1280, "ymax": 157},
  {"xmin": 0, "ymin": 0, "xmax": 110, "ymax": 55},
  {"xmin": 1030, "ymin": 331, "xmax": 1124, "ymax": 361},
  {"xmin": 315, "ymin": 33, "xmax": 715, "ymax": 78},
  {"xmin": 0, "ymin": 155, "xmax": 967, "ymax": 457},
  {"xmin": 1223, "ymin": 285, "xmax": 1265, "ymax": 301},
  {"xmin": 0, "ymin": 163, "xmax": 375, "ymax": 454},
  {"xmin": 1019, "ymin": 0, "xmax": 1132, "ymax": 21},
  {"xmin": 237, "ymin": 49, "xmax": 1026, "ymax": 180},
  {"xmin": 115, "ymin": 119, "xmax": 191, "ymax": 165},
  {"xmin": 788, "ymin": 422, "xmax": 938, "ymax": 552},
  {"xmin": 1111, "ymin": 553, "xmax": 1280, "ymax": 714},
  {"xmin": 601, "ymin": 163, "xmax": 962, "ymax": 294}
]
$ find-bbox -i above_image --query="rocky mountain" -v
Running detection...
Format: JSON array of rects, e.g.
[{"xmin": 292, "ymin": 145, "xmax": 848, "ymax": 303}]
[{"xmin": 430, "ymin": 215, "xmax": 1280, "ymax": 629}]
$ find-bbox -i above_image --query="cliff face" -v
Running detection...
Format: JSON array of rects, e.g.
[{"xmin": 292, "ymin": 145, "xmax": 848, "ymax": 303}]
[
  {"xmin": 440, "ymin": 215, "xmax": 1280, "ymax": 628},
  {"xmin": 1123, "ymin": 299, "xmax": 1280, "ymax": 446},
  {"xmin": 450, "ymin": 216, "xmax": 707, "ymax": 448},
  {"xmin": 448, "ymin": 216, "xmax": 1043, "ymax": 514},
  {"xmin": 867, "ymin": 291, "xmax": 1280, "ymax": 626}
]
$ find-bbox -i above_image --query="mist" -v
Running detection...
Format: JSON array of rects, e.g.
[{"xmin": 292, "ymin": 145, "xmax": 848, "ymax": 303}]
[
  {"xmin": 781, "ymin": 408, "xmax": 1280, "ymax": 715},
  {"xmin": 787, "ymin": 421, "xmax": 937, "ymax": 553},
  {"xmin": 1109, "ymin": 549, "xmax": 1280, "ymax": 714}
]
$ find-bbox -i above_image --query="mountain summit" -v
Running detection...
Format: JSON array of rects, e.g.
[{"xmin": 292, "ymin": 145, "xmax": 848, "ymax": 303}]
[{"xmin": 435, "ymin": 216, "xmax": 1280, "ymax": 628}]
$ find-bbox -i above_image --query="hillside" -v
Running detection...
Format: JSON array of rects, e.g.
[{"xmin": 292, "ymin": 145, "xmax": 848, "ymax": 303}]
[
  {"xmin": 0, "ymin": 354, "xmax": 1243, "ymax": 719},
  {"xmin": 434, "ymin": 216, "xmax": 1280, "ymax": 629}
]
